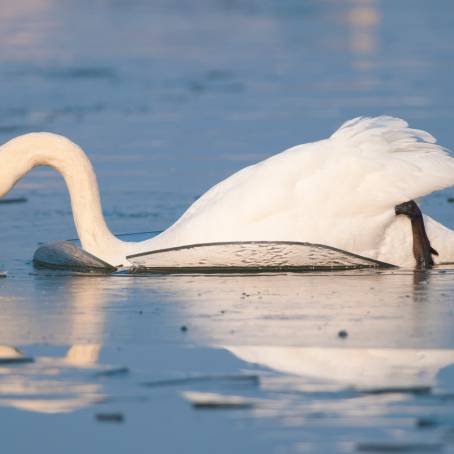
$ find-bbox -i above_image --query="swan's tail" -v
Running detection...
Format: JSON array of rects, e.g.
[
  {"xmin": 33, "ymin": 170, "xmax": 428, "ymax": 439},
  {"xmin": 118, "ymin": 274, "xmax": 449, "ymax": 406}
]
[
  {"xmin": 331, "ymin": 116, "xmax": 438, "ymax": 146},
  {"xmin": 330, "ymin": 115, "xmax": 454, "ymax": 204}
]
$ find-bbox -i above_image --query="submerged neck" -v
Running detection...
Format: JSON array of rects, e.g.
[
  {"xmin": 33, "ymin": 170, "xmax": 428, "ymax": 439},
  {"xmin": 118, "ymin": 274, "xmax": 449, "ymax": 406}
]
[{"xmin": 1, "ymin": 132, "xmax": 125, "ymax": 265}]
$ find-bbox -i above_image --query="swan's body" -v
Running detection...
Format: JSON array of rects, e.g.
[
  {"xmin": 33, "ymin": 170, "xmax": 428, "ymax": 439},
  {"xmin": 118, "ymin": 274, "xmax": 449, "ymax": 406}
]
[{"xmin": 1, "ymin": 116, "xmax": 454, "ymax": 268}]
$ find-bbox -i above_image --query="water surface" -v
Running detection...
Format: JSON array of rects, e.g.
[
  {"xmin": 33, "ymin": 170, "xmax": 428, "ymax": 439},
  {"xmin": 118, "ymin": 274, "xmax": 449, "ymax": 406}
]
[{"xmin": 1, "ymin": 1, "xmax": 454, "ymax": 452}]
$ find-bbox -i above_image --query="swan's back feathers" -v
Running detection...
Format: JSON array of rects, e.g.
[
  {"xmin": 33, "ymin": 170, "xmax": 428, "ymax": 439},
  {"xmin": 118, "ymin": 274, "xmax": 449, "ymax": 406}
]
[
  {"xmin": 150, "ymin": 116, "xmax": 454, "ymax": 262},
  {"xmin": 330, "ymin": 116, "xmax": 454, "ymax": 205},
  {"xmin": 174, "ymin": 116, "xmax": 454, "ymax": 231},
  {"xmin": 331, "ymin": 116, "xmax": 436, "ymax": 145}
]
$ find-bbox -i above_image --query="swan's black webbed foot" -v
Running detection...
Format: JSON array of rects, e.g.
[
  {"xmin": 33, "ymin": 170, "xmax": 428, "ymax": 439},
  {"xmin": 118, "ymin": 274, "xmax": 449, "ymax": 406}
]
[{"xmin": 395, "ymin": 200, "xmax": 439, "ymax": 269}]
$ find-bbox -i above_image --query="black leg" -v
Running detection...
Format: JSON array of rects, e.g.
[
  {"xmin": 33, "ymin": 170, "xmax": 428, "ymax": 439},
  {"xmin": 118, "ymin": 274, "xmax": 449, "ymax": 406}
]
[{"xmin": 395, "ymin": 200, "xmax": 438, "ymax": 269}]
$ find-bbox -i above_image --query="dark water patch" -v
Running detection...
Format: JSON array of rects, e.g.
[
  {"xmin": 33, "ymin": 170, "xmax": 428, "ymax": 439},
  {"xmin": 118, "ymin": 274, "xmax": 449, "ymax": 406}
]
[
  {"xmin": 4, "ymin": 65, "xmax": 118, "ymax": 83},
  {"xmin": 0, "ymin": 197, "xmax": 28, "ymax": 205},
  {"xmin": 93, "ymin": 367, "xmax": 129, "ymax": 378},
  {"xmin": 44, "ymin": 67, "xmax": 118, "ymax": 81},
  {"xmin": 356, "ymin": 442, "xmax": 443, "ymax": 452},
  {"xmin": 359, "ymin": 386, "xmax": 432, "ymax": 396},
  {"xmin": 416, "ymin": 417, "xmax": 439, "ymax": 429},
  {"xmin": 142, "ymin": 373, "xmax": 259, "ymax": 388},
  {"xmin": 188, "ymin": 69, "xmax": 246, "ymax": 95},
  {"xmin": 0, "ymin": 356, "xmax": 34, "ymax": 365},
  {"xmin": 95, "ymin": 412, "xmax": 124, "ymax": 423},
  {"xmin": 188, "ymin": 80, "xmax": 246, "ymax": 94}
]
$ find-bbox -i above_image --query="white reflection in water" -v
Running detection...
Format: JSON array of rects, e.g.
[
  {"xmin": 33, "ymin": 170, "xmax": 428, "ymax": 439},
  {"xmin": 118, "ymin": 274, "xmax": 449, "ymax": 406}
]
[
  {"xmin": 1, "ymin": 269, "xmax": 454, "ymax": 418},
  {"xmin": 149, "ymin": 270, "xmax": 454, "ymax": 348},
  {"xmin": 0, "ymin": 344, "xmax": 104, "ymax": 414},
  {"xmin": 227, "ymin": 345, "xmax": 454, "ymax": 390},
  {"xmin": 0, "ymin": 277, "xmax": 109, "ymax": 413}
]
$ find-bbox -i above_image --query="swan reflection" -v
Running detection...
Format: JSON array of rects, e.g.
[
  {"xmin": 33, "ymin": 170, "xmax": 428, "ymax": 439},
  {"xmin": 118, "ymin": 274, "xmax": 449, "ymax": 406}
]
[
  {"xmin": 1, "ymin": 268, "xmax": 454, "ymax": 415},
  {"xmin": 147, "ymin": 269, "xmax": 454, "ymax": 392},
  {"xmin": 227, "ymin": 346, "xmax": 454, "ymax": 392}
]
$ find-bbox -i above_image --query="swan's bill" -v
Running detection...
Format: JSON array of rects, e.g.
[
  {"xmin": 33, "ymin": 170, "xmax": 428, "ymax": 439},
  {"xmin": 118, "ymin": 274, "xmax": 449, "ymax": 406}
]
[
  {"xmin": 33, "ymin": 241, "xmax": 117, "ymax": 272},
  {"xmin": 126, "ymin": 241, "xmax": 395, "ymax": 272}
]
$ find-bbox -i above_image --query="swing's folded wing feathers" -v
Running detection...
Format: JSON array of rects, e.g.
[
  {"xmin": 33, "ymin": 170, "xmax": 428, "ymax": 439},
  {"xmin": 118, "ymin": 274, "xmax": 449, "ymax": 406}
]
[{"xmin": 152, "ymin": 116, "xmax": 454, "ymax": 251}]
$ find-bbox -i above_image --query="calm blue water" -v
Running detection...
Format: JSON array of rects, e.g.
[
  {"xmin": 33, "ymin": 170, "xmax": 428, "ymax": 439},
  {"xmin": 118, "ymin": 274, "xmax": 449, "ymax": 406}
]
[{"xmin": 1, "ymin": 1, "xmax": 454, "ymax": 453}]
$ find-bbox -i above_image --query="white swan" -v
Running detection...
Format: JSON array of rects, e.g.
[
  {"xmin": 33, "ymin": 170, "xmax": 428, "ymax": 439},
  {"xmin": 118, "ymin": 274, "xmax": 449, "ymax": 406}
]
[{"xmin": 1, "ymin": 116, "xmax": 454, "ymax": 268}]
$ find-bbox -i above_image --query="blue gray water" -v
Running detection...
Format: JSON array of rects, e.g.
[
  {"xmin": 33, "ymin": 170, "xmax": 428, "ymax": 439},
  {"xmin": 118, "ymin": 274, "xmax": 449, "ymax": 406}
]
[{"xmin": 1, "ymin": 1, "xmax": 454, "ymax": 452}]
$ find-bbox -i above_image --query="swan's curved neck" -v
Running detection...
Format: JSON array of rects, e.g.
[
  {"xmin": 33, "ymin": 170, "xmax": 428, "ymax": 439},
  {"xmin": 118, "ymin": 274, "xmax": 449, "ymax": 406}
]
[{"xmin": 0, "ymin": 133, "xmax": 125, "ymax": 265}]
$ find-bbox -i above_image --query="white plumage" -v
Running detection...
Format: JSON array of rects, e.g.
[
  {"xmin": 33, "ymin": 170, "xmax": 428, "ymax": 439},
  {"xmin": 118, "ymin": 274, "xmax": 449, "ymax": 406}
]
[
  {"xmin": 1, "ymin": 116, "xmax": 454, "ymax": 267},
  {"xmin": 131, "ymin": 116, "xmax": 454, "ymax": 267}
]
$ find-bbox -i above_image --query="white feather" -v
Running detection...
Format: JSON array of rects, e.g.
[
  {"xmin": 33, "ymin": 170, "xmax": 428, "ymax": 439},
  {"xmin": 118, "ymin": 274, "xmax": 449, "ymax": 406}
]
[{"xmin": 141, "ymin": 116, "xmax": 454, "ymax": 266}]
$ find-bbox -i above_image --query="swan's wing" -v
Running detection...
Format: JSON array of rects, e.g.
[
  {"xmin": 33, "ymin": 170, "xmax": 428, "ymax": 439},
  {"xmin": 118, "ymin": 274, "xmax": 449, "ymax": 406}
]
[
  {"xmin": 330, "ymin": 116, "xmax": 454, "ymax": 205},
  {"xmin": 178, "ymin": 116, "xmax": 454, "ymax": 227},
  {"xmin": 127, "ymin": 241, "xmax": 393, "ymax": 271},
  {"xmin": 148, "ymin": 116, "xmax": 454, "ymax": 256}
]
